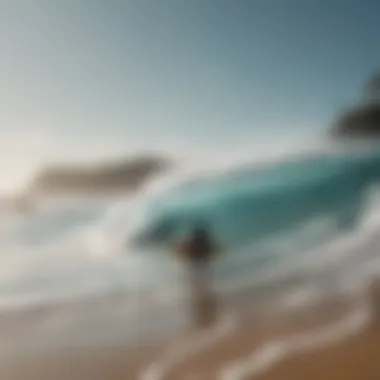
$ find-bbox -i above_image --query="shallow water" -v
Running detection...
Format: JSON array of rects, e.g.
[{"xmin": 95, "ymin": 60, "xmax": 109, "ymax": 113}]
[{"xmin": 0, "ymin": 145, "xmax": 380, "ymax": 326}]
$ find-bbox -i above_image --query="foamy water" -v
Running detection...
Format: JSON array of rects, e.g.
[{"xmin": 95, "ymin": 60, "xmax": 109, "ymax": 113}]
[{"xmin": 1, "ymin": 140, "xmax": 380, "ymax": 359}]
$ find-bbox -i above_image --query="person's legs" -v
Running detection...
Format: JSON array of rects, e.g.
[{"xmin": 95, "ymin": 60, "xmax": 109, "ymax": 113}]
[{"xmin": 188, "ymin": 260, "xmax": 218, "ymax": 329}]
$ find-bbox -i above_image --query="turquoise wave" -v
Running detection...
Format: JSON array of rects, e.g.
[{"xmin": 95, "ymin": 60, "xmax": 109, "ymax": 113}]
[{"xmin": 133, "ymin": 149, "xmax": 380, "ymax": 251}]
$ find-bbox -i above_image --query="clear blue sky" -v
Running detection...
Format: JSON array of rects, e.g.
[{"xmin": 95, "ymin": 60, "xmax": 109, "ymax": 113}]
[{"xmin": 0, "ymin": 0, "xmax": 380, "ymax": 166}]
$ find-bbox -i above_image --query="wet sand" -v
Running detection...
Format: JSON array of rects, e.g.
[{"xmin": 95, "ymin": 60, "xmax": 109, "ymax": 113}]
[
  {"xmin": 257, "ymin": 323, "xmax": 380, "ymax": 380},
  {"xmin": 0, "ymin": 281, "xmax": 380, "ymax": 380},
  {"xmin": 256, "ymin": 281, "xmax": 380, "ymax": 380}
]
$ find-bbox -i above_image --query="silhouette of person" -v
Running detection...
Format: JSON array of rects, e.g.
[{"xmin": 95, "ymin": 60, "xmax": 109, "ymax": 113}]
[{"xmin": 173, "ymin": 223, "xmax": 220, "ymax": 329}]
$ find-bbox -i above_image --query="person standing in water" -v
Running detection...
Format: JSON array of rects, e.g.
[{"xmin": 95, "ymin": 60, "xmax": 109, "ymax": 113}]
[{"xmin": 173, "ymin": 223, "xmax": 220, "ymax": 329}]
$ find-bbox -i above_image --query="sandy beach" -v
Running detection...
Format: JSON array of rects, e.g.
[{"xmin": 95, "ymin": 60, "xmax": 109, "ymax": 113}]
[
  {"xmin": 255, "ymin": 281, "xmax": 380, "ymax": 380},
  {"xmin": 257, "ymin": 323, "xmax": 380, "ymax": 380},
  {"xmin": 0, "ymin": 279, "xmax": 378, "ymax": 380}
]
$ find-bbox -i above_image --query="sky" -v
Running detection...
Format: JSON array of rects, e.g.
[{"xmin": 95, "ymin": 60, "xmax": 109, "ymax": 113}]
[{"xmin": 0, "ymin": 0, "xmax": 380, "ymax": 191}]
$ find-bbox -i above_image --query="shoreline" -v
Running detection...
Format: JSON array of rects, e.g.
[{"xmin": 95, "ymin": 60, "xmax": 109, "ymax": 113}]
[
  {"xmin": 0, "ymin": 277, "xmax": 379, "ymax": 379},
  {"xmin": 255, "ymin": 280, "xmax": 380, "ymax": 380}
]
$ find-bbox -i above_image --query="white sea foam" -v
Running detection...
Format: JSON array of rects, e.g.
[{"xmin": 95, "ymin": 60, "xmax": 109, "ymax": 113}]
[
  {"xmin": 141, "ymin": 312, "xmax": 238, "ymax": 380},
  {"xmin": 220, "ymin": 300, "xmax": 371, "ymax": 380},
  {"xmin": 0, "ymin": 138, "xmax": 379, "ymax": 315}
]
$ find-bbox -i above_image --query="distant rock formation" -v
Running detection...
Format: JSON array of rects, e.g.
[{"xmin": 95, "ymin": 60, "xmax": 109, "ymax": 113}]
[
  {"xmin": 30, "ymin": 155, "xmax": 172, "ymax": 195},
  {"xmin": 333, "ymin": 71, "xmax": 380, "ymax": 138},
  {"xmin": 333, "ymin": 103, "xmax": 380, "ymax": 138}
]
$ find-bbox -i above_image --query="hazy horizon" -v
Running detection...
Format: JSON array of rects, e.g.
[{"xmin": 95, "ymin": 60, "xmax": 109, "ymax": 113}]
[{"xmin": 1, "ymin": 0, "xmax": 379, "ymax": 192}]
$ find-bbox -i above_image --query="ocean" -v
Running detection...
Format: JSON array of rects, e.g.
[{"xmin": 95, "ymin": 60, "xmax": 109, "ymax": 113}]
[{"xmin": 1, "ymin": 140, "xmax": 380, "ymax": 354}]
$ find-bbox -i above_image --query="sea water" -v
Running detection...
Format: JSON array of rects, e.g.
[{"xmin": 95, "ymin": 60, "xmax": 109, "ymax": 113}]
[{"xmin": 1, "ymin": 141, "xmax": 380, "ymax": 349}]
